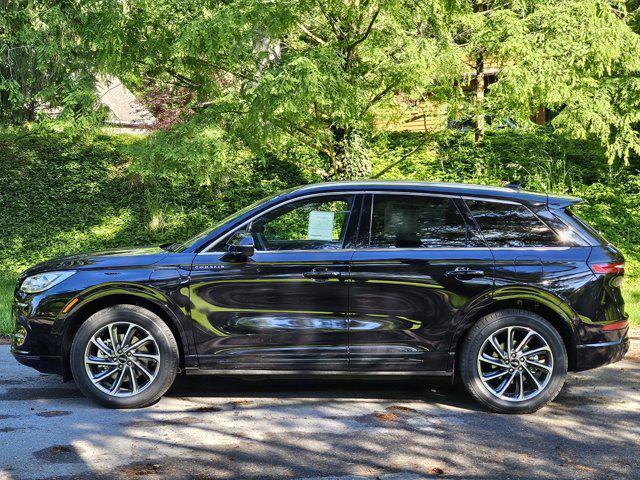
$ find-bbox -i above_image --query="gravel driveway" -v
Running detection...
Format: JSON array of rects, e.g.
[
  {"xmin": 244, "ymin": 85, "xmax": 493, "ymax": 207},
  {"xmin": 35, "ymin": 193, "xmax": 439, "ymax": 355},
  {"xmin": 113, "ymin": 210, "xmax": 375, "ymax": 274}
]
[{"xmin": 0, "ymin": 334, "xmax": 638, "ymax": 480}]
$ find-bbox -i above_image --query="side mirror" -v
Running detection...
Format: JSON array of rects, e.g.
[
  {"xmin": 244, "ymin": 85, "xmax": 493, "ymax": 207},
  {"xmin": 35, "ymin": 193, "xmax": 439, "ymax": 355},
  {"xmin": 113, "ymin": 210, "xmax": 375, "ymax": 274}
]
[{"xmin": 224, "ymin": 232, "xmax": 255, "ymax": 260}]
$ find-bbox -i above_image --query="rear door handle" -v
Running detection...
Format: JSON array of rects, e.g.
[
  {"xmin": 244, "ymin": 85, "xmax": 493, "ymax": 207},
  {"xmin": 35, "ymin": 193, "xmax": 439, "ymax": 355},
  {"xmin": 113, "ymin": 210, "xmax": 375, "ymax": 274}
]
[
  {"xmin": 303, "ymin": 268, "xmax": 342, "ymax": 280},
  {"xmin": 445, "ymin": 267, "xmax": 485, "ymax": 278}
]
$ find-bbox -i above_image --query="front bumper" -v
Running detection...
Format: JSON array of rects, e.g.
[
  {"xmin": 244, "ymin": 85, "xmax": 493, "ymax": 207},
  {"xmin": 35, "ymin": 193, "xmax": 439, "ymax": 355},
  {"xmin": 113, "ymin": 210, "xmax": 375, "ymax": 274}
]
[
  {"xmin": 11, "ymin": 347, "xmax": 62, "ymax": 375},
  {"xmin": 575, "ymin": 336, "xmax": 630, "ymax": 372}
]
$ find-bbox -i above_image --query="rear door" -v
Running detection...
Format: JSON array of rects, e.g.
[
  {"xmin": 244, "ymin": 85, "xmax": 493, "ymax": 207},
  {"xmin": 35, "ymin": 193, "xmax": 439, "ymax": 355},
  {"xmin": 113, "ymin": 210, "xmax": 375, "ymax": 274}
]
[
  {"xmin": 348, "ymin": 193, "xmax": 495, "ymax": 372},
  {"xmin": 464, "ymin": 198, "xmax": 595, "ymax": 317}
]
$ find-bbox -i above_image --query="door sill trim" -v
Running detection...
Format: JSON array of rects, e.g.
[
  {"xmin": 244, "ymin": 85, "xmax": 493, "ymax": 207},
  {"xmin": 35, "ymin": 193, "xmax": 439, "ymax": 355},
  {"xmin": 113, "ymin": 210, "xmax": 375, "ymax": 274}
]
[{"xmin": 185, "ymin": 368, "xmax": 452, "ymax": 377}]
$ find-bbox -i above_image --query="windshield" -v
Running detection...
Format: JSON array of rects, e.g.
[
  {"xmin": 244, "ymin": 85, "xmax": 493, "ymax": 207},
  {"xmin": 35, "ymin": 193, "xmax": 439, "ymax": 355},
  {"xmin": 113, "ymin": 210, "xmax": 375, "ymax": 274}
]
[{"xmin": 174, "ymin": 192, "xmax": 285, "ymax": 251}]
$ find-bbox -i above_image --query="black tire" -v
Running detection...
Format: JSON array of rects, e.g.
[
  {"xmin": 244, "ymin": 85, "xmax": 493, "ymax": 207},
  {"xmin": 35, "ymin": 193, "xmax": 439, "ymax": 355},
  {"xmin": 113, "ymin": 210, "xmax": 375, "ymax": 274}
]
[
  {"xmin": 459, "ymin": 309, "xmax": 567, "ymax": 414},
  {"xmin": 70, "ymin": 305, "xmax": 179, "ymax": 408}
]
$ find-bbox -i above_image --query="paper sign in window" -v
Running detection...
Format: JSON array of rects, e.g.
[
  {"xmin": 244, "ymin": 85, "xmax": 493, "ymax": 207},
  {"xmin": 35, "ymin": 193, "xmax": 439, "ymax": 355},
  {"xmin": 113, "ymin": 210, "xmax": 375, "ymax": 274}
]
[{"xmin": 307, "ymin": 211, "xmax": 335, "ymax": 241}]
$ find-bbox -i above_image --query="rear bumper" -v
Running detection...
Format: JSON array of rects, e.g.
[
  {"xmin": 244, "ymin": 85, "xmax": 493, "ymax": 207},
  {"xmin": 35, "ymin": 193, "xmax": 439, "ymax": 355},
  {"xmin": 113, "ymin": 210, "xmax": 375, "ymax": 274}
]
[
  {"xmin": 574, "ymin": 336, "xmax": 630, "ymax": 372},
  {"xmin": 11, "ymin": 348, "xmax": 62, "ymax": 375}
]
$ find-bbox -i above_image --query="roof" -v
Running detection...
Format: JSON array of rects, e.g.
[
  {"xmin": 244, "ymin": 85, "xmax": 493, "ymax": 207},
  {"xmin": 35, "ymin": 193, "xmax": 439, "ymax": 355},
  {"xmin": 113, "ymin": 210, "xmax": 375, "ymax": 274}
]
[
  {"xmin": 95, "ymin": 75, "xmax": 157, "ymax": 129},
  {"xmin": 288, "ymin": 181, "xmax": 581, "ymax": 207}
]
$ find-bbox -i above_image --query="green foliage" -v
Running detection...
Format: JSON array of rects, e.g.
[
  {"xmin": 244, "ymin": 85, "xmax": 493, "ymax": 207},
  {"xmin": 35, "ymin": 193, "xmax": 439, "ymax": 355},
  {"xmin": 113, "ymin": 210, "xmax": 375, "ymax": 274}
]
[
  {"xmin": 4, "ymin": 0, "xmax": 640, "ymax": 178},
  {"xmin": 374, "ymin": 128, "xmax": 640, "ymax": 280},
  {"xmin": 123, "ymin": 0, "xmax": 454, "ymax": 179},
  {"xmin": 1, "ymin": 126, "xmax": 639, "ymax": 335},
  {"xmin": 0, "ymin": 1, "xmax": 113, "ymax": 122},
  {"xmin": 0, "ymin": 126, "xmax": 308, "ymax": 276},
  {"xmin": 0, "ymin": 273, "xmax": 13, "ymax": 335}
]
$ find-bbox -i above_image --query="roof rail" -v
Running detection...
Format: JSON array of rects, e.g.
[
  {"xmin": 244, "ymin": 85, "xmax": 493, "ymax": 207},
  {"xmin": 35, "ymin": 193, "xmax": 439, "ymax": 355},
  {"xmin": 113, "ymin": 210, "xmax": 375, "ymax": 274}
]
[{"xmin": 504, "ymin": 181, "xmax": 522, "ymax": 191}]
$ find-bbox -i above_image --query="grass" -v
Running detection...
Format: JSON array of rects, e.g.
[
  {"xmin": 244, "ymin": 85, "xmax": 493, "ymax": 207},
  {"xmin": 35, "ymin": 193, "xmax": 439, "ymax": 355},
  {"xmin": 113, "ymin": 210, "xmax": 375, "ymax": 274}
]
[
  {"xmin": 623, "ymin": 281, "xmax": 640, "ymax": 326},
  {"xmin": 0, "ymin": 273, "xmax": 15, "ymax": 336},
  {"xmin": 1, "ymin": 271, "xmax": 638, "ymax": 337}
]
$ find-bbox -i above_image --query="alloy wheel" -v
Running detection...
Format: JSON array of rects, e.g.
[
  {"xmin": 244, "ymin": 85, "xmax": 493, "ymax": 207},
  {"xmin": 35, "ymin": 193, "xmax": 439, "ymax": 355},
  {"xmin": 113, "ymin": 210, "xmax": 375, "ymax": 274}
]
[
  {"xmin": 83, "ymin": 322, "xmax": 161, "ymax": 397},
  {"xmin": 476, "ymin": 326, "xmax": 553, "ymax": 402}
]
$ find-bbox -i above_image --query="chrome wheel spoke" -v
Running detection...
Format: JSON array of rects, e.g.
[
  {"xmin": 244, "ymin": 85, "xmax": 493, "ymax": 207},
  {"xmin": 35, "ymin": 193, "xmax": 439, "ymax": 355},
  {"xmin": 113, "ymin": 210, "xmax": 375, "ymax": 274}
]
[
  {"xmin": 483, "ymin": 370, "xmax": 509, "ymax": 380},
  {"xmin": 506, "ymin": 327, "xmax": 514, "ymax": 358},
  {"xmin": 121, "ymin": 324, "xmax": 136, "ymax": 350},
  {"xmin": 517, "ymin": 372, "xmax": 525, "ymax": 400},
  {"xmin": 84, "ymin": 322, "xmax": 160, "ymax": 398},
  {"xmin": 92, "ymin": 338, "xmax": 113, "ymax": 357},
  {"xmin": 526, "ymin": 359, "xmax": 552, "ymax": 372},
  {"xmin": 488, "ymin": 335, "xmax": 507, "ymax": 360},
  {"xmin": 523, "ymin": 346, "xmax": 551, "ymax": 357},
  {"xmin": 124, "ymin": 336, "xmax": 153, "ymax": 354},
  {"xmin": 479, "ymin": 353, "xmax": 507, "ymax": 368},
  {"xmin": 93, "ymin": 368, "xmax": 117, "ymax": 382},
  {"xmin": 496, "ymin": 370, "xmax": 518, "ymax": 396},
  {"xmin": 109, "ymin": 324, "xmax": 120, "ymax": 352},
  {"xmin": 477, "ymin": 326, "xmax": 554, "ymax": 403},
  {"xmin": 515, "ymin": 330, "xmax": 535, "ymax": 354},
  {"xmin": 132, "ymin": 359, "xmax": 153, "ymax": 379},
  {"xmin": 132, "ymin": 352, "xmax": 160, "ymax": 362},
  {"xmin": 129, "ymin": 365, "xmax": 139, "ymax": 394},
  {"xmin": 110, "ymin": 367, "xmax": 127, "ymax": 394},
  {"xmin": 523, "ymin": 364, "xmax": 541, "ymax": 389},
  {"xmin": 86, "ymin": 355, "xmax": 117, "ymax": 366}
]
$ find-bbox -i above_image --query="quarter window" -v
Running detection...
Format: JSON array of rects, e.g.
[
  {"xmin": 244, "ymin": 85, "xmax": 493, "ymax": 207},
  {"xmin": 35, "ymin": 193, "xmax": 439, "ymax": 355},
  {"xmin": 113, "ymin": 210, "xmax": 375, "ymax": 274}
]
[
  {"xmin": 466, "ymin": 200, "xmax": 560, "ymax": 247},
  {"xmin": 249, "ymin": 195, "xmax": 354, "ymax": 251},
  {"xmin": 369, "ymin": 195, "xmax": 469, "ymax": 248}
]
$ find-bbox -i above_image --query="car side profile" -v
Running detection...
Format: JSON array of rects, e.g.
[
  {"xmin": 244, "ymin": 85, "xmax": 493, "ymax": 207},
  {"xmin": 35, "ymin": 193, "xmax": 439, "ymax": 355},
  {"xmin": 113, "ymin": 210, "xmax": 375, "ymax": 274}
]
[{"xmin": 11, "ymin": 181, "xmax": 630, "ymax": 413}]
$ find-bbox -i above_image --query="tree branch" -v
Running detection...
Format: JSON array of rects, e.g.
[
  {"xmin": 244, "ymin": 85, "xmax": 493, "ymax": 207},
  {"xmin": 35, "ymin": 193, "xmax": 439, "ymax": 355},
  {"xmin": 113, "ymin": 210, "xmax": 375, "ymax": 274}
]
[
  {"xmin": 298, "ymin": 24, "xmax": 327, "ymax": 45},
  {"xmin": 345, "ymin": 7, "xmax": 380, "ymax": 53},
  {"xmin": 371, "ymin": 137, "xmax": 430, "ymax": 178}
]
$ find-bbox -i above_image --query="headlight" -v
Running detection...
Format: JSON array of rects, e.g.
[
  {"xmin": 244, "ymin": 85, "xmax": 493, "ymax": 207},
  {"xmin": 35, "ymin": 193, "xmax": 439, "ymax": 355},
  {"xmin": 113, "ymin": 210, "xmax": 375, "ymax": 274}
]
[{"xmin": 20, "ymin": 271, "xmax": 76, "ymax": 294}]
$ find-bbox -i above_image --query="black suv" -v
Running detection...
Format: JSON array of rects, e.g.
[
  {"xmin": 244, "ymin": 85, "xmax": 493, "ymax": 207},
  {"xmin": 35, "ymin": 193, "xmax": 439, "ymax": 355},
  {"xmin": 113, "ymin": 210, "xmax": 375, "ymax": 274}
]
[{"xmin": 12, "ymin": 181, "xmax": 629, "ymax": 413}]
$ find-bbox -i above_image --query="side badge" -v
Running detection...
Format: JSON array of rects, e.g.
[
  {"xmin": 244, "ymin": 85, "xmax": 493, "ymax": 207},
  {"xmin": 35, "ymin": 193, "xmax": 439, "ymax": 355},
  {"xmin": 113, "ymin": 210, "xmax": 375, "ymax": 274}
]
[{"xmin": 193, "ymin": 265, "xmax": 225, "ymax": 270}]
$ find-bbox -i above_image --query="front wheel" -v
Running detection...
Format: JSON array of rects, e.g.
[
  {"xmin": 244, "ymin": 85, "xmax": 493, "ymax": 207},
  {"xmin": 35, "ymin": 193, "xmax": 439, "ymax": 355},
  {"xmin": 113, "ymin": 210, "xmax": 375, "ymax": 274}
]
[
  {"xmin": 70, "ymin": 305, "xmax": 179, "ymax": 408},
  {"xmin": 459, "ymin": 309, "xmax": 567, "ymax": 414}
]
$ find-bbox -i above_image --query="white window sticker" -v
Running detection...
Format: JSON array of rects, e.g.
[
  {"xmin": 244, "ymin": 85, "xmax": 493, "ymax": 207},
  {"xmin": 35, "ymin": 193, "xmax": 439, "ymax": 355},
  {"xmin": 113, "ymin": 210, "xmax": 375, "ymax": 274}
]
[{"xmin": 307, "ymin": 210, "xmax": 335, "ymax": 241}]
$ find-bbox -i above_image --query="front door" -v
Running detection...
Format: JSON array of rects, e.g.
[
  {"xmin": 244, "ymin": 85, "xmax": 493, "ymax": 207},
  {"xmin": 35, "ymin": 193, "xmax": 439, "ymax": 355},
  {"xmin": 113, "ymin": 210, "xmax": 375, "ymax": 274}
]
[
  {"xmin": 189, "ymin": 194, "xmax": 359, "ymax": 371},
  {"xmin": 348, "ymin": 193, "xmax": 495, "ymax": 372}
]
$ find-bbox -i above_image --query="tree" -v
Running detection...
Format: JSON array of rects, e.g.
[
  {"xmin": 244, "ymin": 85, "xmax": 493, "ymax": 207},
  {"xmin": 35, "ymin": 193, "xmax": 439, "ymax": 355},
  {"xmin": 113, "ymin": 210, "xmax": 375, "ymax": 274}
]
[
  {"xmin": 435, "ymin": 0, "xmax": 640, "ymax": 161},
  {"xmin": 3, "ymin": 0, "xmax": 640, "ymax": 172},
  {"xmin": 103, "ymin": 0, "xmax": 462, "ymax": 179},
  {"xmin": 0, "ymin": 0, "xmax": 98, "ymax": 122}
]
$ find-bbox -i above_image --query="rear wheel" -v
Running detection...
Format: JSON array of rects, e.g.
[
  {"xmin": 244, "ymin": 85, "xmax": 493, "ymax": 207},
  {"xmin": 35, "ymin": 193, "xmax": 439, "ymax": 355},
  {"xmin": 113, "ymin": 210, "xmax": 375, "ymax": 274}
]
[
  {"xmin": 70, "ymin": 305, "xmax": 179, "ymax": 408},
  {"xmin": 459, "ymin": 309, "xmax": 567, "ymax": 414}
]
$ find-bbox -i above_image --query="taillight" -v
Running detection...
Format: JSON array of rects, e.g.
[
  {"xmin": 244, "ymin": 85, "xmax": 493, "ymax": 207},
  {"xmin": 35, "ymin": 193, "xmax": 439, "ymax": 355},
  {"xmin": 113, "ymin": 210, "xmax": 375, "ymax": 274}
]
[
  {"xmin": 601, "ymin": 320, "xmax": 628, "ymax": 331},
  {"xmin": 589, "ymin": 261, "xmax": 625, "ymax": 275}
]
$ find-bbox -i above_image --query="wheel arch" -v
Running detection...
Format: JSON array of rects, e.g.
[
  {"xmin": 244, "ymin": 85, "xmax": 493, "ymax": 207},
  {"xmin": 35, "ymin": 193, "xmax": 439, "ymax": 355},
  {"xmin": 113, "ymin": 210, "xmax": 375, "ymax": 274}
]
[
  {"xmin": 60, "ymin": 291, "xmax": 191, "ymax": 381},
  {"xmin": 452, "ymin": 291, "xmax": 579, "ymax": 371}
]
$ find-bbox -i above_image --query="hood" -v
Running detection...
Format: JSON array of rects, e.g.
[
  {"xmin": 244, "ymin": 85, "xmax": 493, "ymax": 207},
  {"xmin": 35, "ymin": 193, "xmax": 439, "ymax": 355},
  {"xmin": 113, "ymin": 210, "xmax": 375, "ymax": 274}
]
[{"xmin": 21, "ymin": 246, "xmax": 169, "ymax": 278}]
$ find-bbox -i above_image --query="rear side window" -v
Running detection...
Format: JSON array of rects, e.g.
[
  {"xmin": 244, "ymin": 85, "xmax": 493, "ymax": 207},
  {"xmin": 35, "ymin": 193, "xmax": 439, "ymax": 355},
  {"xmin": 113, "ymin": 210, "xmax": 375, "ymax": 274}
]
[
  {"xmin": 466, "ymin": 200, "xmax": 561, "ymax": 247},
  {"xmin": 369, "ymin": 195, "xmax": 469, "ymax": 248}
]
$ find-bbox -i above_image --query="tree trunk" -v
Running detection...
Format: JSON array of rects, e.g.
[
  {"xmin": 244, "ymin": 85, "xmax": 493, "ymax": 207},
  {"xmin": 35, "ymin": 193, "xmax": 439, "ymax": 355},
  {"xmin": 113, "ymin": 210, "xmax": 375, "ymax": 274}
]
[
  {"xmin": 475, "ymin": 52, "xmax": 485, "ymax": 144},
  {"xmin": 474, "ymin": 0, "xmax": 486, "ymax": 145}
]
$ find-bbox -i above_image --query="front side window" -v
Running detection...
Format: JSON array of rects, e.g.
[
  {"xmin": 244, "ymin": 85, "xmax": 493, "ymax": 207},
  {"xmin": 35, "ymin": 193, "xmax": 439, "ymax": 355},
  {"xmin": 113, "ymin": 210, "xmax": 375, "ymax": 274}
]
[
  {"xmin": 466, "ymin": 200, "xmax": 560, "ymax": 247},
  {"xmin": 368, "ymin": 195, "xmax": 469, "ymax": 248},
  {"xmin": 248, "ymin": 195, "xmax": 354, "ymax": 251}
]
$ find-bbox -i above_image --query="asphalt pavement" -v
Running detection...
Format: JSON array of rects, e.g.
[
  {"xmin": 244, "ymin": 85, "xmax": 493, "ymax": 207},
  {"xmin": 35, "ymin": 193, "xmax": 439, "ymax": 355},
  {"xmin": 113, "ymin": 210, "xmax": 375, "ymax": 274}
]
[{"xmin": 0, "ymin": 334, "xmax": 638, "ymax": 480}]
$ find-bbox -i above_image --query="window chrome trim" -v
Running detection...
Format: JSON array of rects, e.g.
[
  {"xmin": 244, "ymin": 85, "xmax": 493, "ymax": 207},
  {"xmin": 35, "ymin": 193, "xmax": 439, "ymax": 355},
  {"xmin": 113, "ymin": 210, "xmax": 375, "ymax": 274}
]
[
  {"xmin": 199, "ymin": 189, "xmax": 570, "ymax": 255},
  {"xmin": 201, "ymin": 191, "xmax": 363, "ymax": 253},
  {"xmin": 460, "ymin": 195, "xmax": 520, "ymax": 205}
]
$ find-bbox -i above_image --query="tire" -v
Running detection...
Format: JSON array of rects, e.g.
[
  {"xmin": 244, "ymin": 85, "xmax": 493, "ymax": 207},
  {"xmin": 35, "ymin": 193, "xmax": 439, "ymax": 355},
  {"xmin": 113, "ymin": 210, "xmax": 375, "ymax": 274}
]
[
  {"xmin": 70, "ymin": 305, "xmax": 179, "ymax": 408},
  {"xmin": 459, "ymin": 309, "xmax": 567, "ymax": 414}
]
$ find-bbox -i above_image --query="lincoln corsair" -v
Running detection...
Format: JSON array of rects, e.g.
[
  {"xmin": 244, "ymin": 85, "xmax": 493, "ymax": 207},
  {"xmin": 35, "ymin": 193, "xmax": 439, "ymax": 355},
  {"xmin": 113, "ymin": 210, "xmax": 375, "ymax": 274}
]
[{"xmin": 11, "ymin": 181, "xmax": 630, "ymax": 413}]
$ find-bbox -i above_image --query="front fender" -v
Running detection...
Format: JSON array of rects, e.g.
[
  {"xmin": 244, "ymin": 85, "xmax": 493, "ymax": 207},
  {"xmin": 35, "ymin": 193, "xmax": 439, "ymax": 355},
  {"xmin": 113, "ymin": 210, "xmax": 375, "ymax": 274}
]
[{"xmin": 56, "ymin": 277, "xmax": 194, "ymax": 360}]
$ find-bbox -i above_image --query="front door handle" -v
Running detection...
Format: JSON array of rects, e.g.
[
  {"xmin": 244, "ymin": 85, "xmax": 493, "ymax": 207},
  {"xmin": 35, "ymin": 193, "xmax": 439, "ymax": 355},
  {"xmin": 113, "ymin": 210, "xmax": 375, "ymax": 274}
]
[
  {"xmin": 303, "ymin": 268, "xmax": 342, "ymax": 280},
  {"xmin": 445, "ymin": 267, "xmax": 485, "ymax": 279}
]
